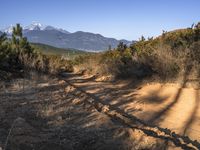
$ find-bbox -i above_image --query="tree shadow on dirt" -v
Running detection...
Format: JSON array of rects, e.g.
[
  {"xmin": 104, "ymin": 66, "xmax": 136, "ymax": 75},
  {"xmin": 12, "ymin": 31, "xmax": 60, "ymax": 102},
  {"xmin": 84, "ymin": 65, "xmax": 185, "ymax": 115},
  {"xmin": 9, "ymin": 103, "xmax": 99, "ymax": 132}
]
[
  {"xmin": 2, "ymin": 77, "xmax": 161, "ymax": 150},
  {"xmin": 145, "ymin": 57, "xmax": 200, "ymax": 140},
  {"xmin": 64, "ymin": 77, "xmax": 200, "ymax": 149},
  {"xmin": 1, "ymin": 62, "xmax": 200, "ymax": 150},
  {"xmin": 61, "ymin": 56, "xmax": 200, "ymax": 149}
]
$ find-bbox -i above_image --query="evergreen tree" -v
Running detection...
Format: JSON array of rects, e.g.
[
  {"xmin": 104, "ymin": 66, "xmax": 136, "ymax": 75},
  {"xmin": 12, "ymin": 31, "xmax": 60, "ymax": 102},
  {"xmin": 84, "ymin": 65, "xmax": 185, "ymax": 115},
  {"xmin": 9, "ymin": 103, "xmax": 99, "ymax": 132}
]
[
  {"xmin": 140, "ymin": 35, "xmax": 145, "ymax": 41},
  {"xmin": 191, "ymin": 23, "xmax": 195, "ymax": 29},
  {"xmin": 117, "ymin": 42, "xmax": 127, "ymax": 52},
  {"xmin": 0, "ymin": 33, "xmax": 7, "ymax": 60},
  {"xmin": 12, "ymin": 24, "xmax": 33, "ymax": 55},
  {"xmin": 108, "ymin": 45, "xmax": 112, "ymax": 51},
  {"xmin": 0, "ymin": 33, "xmax": 11, "ymax": 69},
  {"xmin": 195, "ymin": 22, "xmax": 200, "ymax": 29},
  {"xmin": 0, "ymin": 33, "xmax": 7, "ymax": 44}
]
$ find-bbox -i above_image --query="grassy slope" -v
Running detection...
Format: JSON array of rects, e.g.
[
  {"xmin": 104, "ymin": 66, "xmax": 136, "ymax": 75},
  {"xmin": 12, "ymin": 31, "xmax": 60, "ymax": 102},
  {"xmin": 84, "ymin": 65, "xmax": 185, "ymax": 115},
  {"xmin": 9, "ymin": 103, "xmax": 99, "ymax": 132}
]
[{"xmin": 31, "ymin": 43, "xmax": 88, "ymax": 58}]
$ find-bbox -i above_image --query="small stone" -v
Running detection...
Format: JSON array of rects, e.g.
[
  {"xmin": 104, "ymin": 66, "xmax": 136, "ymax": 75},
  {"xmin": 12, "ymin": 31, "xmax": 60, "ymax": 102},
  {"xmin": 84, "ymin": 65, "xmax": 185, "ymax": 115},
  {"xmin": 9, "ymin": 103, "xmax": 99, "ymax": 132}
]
[
  {"xmin": 58, "ymin": 80, "xmax": 66, "ymax": 84},
  {"xmin": 101, "ymin": 105, "xmax": 110, "ymax": 113},
  {"xmin": 57, "ymin": 116, "xmax": 63, "ymax": 121},
  {"xmin": 72, "ymin": 98, "xmax": 81, "ymax": 104}
]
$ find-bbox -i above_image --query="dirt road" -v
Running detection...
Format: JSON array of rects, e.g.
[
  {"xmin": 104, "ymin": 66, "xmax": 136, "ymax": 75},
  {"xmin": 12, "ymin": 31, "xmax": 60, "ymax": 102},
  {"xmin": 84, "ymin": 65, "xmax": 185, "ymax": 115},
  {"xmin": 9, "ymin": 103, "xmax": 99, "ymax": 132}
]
[
  {"xmin": 0, "ymin": 72, "xmax": 200, "ymax": 150},
  {"xmin": 62, "ymin": 73, "xmax": 200, "ymax": 148}
]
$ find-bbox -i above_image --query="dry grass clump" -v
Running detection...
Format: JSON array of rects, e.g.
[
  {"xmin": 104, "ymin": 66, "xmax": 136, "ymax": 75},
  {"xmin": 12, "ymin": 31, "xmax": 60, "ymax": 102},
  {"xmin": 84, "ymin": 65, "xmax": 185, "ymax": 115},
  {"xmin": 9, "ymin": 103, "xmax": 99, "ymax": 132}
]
[{"xmin": 18, "ymin": 52, "xmax": 74, "ymax": 74}]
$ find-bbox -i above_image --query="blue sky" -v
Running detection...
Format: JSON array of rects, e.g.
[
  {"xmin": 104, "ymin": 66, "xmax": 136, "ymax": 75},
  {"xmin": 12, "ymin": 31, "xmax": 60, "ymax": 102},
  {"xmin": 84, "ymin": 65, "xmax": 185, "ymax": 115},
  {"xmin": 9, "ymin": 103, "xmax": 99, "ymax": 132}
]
[{"xmin": 0, "ymin": 0, "xmax": 200, "ymax": 40}]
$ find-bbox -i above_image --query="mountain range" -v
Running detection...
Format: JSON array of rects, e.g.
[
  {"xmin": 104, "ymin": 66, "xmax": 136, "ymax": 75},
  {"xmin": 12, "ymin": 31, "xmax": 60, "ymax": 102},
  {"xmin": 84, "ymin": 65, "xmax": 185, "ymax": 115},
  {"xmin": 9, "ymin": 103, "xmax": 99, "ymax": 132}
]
[{"xmin": 1, "ymin": 22, "xmax": 132, "ymax": 51}]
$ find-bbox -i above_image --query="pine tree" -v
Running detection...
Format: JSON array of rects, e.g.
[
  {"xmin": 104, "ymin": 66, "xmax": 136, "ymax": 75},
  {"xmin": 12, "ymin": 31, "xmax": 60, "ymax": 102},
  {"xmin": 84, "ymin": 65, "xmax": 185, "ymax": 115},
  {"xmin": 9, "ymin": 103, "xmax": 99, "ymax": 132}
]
[
  {"xmin": 12, "ymin": 24, "xmax": 22, "ymax": 53},
  {"xmin": 195, "ymin": 22, "xmax": 200, "ymax": 29},
  {"xmin": 117, "ymin": 42, "xmax": 127, "ymax": 52},
  {"xmin": 108, "ymin": 45, "xmax": 112, "ymax": 51},
  {"xmin": 0, "ymin": 33, "xmax": 7, "ymax": 60},
  {"xmin": 12, "ymin": 24, "xmax": 33, "ymax": 55},
  {"xmin": 0, "ymin": 33, "xmax": 7, "ymax": 44},
  {"xmin": 140, "ymin": 35, "xmax": 145, "ymax": 41},
  {"xmin": 0, "ymin": 33, "xmax": 11, "ymax": 69}
]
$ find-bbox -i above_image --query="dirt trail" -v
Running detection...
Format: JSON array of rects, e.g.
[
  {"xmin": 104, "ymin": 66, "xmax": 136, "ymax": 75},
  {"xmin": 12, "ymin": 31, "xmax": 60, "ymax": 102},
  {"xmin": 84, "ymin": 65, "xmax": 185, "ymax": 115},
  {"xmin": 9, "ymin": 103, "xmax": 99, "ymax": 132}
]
[
  {"xmin": 1, "ymin": 72, "xmax": 200, "ymax": 150},
  {"xmin": 0, "ymin": 73, "xmax": 166, "ymax": 150},
  {"xmin": 62, "ymin": 73, "xmax": 200, "ymax": 147}
]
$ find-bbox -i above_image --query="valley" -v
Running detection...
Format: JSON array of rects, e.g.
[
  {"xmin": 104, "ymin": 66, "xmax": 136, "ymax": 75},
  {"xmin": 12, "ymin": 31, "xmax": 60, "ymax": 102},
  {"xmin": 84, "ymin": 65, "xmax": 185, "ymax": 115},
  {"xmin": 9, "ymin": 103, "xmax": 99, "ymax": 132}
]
[{"xmin": 31, "ymin": 43, "xmax": 88, "ymax": 58}]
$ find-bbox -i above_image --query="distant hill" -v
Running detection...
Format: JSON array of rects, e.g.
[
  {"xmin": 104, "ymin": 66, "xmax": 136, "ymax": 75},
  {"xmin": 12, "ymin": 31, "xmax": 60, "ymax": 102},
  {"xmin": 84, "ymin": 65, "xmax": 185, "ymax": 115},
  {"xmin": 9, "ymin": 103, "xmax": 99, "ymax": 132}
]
[
  {"xmin": 31, "ymin": 43, "xmax": 88, "ymax": 58},
  {"xmin": 1, "ymin": 22, "xmax": 132, "ymax": 51}
]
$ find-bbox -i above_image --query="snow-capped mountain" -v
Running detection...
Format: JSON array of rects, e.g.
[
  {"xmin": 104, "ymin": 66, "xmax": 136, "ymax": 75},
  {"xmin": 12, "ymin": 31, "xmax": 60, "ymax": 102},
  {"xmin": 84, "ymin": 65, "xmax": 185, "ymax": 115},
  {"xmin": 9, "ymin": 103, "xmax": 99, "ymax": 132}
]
[
  {"xmin": 2, "ymin": 25, "xmax": 14, "ymax": 34},
  {"xmin": 24, "ymin": 22, "xmax": 45, "ymax": 31},
  {"xmin": 1, "ymin": 22, "xmax": 132, "ymax": 51},
  {"xmin": 2, "ymin": 22, "xmax": 70, "ymax": 34}
]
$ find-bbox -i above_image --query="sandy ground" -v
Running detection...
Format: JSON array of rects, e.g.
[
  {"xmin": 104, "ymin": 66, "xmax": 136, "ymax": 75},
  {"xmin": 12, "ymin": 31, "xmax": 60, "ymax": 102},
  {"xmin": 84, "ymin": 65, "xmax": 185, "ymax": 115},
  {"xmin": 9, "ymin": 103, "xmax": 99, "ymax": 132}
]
[
  {"xmin": 0, "ymin": 72, "xmax": 200, "ymax": 149},
  {"xmin": 64, "ymin": 73, "xmax": 200, "ymax": 147}
]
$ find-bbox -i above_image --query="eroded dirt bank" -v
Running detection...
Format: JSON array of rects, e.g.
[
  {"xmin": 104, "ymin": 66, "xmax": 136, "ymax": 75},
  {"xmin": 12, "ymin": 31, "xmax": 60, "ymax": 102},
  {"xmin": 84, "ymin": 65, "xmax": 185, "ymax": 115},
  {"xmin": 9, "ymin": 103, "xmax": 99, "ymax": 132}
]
[{"xmin": 0, "ymin": 72, "xmax": 199, "ymax": 150}]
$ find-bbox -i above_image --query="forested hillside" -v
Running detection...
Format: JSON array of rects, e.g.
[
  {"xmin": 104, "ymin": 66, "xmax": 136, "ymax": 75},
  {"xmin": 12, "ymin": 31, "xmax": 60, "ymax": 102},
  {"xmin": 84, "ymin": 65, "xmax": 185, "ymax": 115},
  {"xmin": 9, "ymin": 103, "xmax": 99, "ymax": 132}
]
[{"xmin": 31, "ymin": 43, "xmax": 88, "ymax": 58}]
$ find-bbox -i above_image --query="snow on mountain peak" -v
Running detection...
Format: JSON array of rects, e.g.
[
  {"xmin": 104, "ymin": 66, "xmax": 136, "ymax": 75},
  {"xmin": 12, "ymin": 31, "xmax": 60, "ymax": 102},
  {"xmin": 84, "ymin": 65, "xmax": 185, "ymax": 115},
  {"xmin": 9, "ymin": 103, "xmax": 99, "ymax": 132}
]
[
  {"xmin": 2, "ymin": 24, "xmax": 14, "ymax": 34},
  {"xmin": 32, "ymin": 22, "xmax": 42, "ymax": 27},
  {"xmin": 1, "ymin": 22, "xmax": 70, "ymax": 34},
  {"xmin": 24, "ymin": 22, "xmax": 46, "ymax": 31}
]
